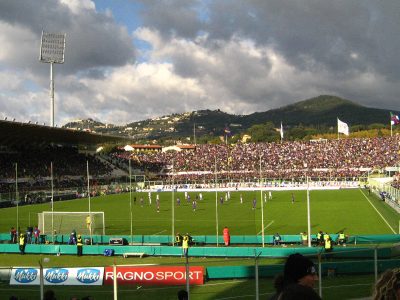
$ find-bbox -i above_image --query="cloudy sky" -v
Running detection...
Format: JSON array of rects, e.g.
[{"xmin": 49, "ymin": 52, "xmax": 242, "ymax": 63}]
[{"xmin": 0, "ymin": 0, "xmax": 399, "ymax": 126}]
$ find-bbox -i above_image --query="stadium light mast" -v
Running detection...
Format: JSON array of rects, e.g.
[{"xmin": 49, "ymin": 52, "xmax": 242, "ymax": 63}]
[
  {"xmin": 171, "ymin": 159, "xmax": 175, "ymax": 246},
  {"xmin": 15, "ymin": 163, "xmax": 19, "ymax": 233},
  {"xmin": 87, "ymin": 161, "xmax": 93, "ymax": 244},
  {"xmin": 307, "ymin": 175, "xmax": 311, "ymax": 247},
  {"xmin": 215, "ymin": 157, "xmax": 219, "ymax": 247},
  {"xmin": 39, "ymin": 31, "xmax": 66, "ymax": 127},
  {"xmin": 193, "ymin": 122, "xmax": 196, "ymax": 145},
  {"xmin": 129, "ymin": 158, "xmax": 133, "ymax": 245},
  {"xmin": 50, "ymin": 162, "xmax": 54, "ymax": 244},
  {"xmin": 259, "ymin": 156, "xmax": 265, "ymax": 247}
]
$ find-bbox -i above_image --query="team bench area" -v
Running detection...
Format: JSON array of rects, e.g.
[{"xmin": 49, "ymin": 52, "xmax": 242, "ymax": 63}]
[{"xmin": 122, "ymin": 252, "xmax": 146, "ymax": 258}]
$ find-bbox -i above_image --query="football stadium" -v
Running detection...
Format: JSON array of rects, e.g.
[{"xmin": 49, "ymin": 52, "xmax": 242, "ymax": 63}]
[{"xmin": 0, "ymin": 121, "xmax": 399, "ymax": 299}]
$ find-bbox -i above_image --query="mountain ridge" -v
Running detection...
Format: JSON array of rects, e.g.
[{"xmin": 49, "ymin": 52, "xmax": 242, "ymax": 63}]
[{"xmin": 63, "ymin": 95, "xmax": 399, "ymax": 141}]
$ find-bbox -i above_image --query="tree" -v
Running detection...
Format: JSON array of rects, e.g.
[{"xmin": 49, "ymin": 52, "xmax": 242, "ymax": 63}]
[{"xmin": 247, "ymin": 122, "xmax": 279, "ymax": 142}]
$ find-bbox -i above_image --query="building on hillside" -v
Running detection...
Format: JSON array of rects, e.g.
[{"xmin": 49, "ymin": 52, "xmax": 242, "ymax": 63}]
[{"xmin": 123, "ymin": 144, "xmax": 162, "ymax": 152}]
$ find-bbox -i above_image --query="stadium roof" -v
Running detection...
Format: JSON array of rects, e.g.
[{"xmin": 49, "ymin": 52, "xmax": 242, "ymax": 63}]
[{"xmin": 0, "ymin": 120, "xmax": 132, "ymax": 148}]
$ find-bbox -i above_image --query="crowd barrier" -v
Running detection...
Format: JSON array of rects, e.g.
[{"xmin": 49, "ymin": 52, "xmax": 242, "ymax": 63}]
[
  {"xmin": 206, "ymin": 258, "xmax": 400, "ymax": 279},
  {"xmin": 0, "ymin": 242, "xmax": 399, "ymax": 259},
  {"xmin": 1, "ymin": 233, "xmax": 400, "ymax": 245}
]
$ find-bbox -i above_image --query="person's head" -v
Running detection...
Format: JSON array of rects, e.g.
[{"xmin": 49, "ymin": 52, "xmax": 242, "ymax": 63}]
[
  {"xmin": 77, "ymin": 234, "xmax": 81, "ymax": 238},
  {"xmin": 283, "ymin": 253, "xmax": 318, "ymax": 288},
  {"xmin": 44, "ymin": 289, "xmax": 56, "ymax": 300},
  {"xmin": 177, "ymin": 289, "xmax": 188, "ymax": 300},
  {"xmin": 373, "ymin": 268, "xmax": 400, "ymax": 300}
]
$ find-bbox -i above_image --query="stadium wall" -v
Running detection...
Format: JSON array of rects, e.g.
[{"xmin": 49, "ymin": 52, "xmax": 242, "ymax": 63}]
[
  {"xmin": 206, "ymin": 258, "xmax": 400, "ymax": 279},
  {"xmin": 0, "ymin": 243, "xmax": 397, "ymax": 259},
  {"xmin": 1, "ymin": 234, "xmax": 400, "ymax": 245}
]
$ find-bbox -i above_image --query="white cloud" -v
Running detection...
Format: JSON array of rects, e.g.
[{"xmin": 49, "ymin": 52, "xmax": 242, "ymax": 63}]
[
  {"xmin": 60, "ymin": 0, "xmax": 96, "ymax": 14},
  {"xmin": 0, "ymin": 22, "xmax": 39, "ymax": 67},
  {"xmin": 0, "ymin": 0, "xmax": 399, "ymax": 127}
]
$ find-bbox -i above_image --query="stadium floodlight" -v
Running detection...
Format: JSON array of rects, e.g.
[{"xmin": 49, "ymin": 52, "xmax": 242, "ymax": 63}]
[{"xmin": 39, "ymin": 31, "xmax": 66, "ymax": 127}]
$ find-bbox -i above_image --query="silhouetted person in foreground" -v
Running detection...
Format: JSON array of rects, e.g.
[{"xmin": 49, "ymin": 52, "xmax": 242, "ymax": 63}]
[
  {"xmin": 270, "ymin": 253, "xmax": 321, "ymax": 300},
  {"xmin": 177, "ymin": 289, "xmax": 188, "ymax": 300}
]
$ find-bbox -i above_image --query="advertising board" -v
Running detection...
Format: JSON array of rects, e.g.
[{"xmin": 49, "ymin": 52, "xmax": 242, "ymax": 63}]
[
  {"xmin": 10, "ymin": 267, "xmax": 104, "ymax": 286},
  {"xmin": 104, "ymin": 266, "xmax": 204, "ymax": 286}
]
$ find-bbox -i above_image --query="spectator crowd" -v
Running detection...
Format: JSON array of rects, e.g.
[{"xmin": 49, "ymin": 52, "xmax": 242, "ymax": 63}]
[
  {"xmin": 1, "ymin": 136, "xmax": 400, "ymax": 194},
  {"xmin": 115, "ymin": 136, "xmax": 400, "ymax": 183}
]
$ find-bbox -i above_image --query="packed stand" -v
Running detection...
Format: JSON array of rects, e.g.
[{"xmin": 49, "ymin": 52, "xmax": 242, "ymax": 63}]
[
  {"xmin": 0, "ymin": 146, "xmax": 113, "ymax": 195},
  {"xmin": 116, "ymin": 136, "xmax": 400, "ymax": 182}
]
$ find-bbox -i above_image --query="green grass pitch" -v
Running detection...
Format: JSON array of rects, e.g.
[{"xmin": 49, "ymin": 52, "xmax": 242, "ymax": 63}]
[
  {"xmin": 0, "ymin": 188, "xmax": 398, "ymax": 236},
  {"xmin": 0, "ymin": 188, "xmax": 398, "ymax": 300}
]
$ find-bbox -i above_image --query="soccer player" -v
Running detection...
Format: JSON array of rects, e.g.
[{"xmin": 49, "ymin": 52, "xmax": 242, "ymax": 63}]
[
  {"xmin": 291, "ymin": 192, "xmax": 295, "ymax": 204},
  {"xmin": 252, "ymin": 197, "xmax": 256, "ymax": 209},
  {"xmin": 176, "ymin": 196, "xmax": 181, "ymax": 206},
  {"xmin": 240, "ymin": 193, "xmax": 243, "ymax": 204},
  {"xmin": 269, "ymin": 191, "xmax": 272, "ymax": 200},
  {"xmin": 148, "ymin": 191, "xmax": 152, "ymax": 205},
  {"xmin": 219, "ymin": 196, "xmax": 224, "ymax": 205},
  {"xmin": 192, "ymin": 199, "xmax": 197, "ymax": 211},
  {"xmin": 199, "ymin": 192, "xmax": 203, "ymax": 201},
  {"xmin": 86, "ymin": 215, "xmax": 91, "ymax": 230}
]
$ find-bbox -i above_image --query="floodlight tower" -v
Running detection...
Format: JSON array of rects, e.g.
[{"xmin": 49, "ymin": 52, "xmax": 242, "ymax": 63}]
[{"xmin": 39, "ymin": 31, "xmax": 66, "ymax": 127}]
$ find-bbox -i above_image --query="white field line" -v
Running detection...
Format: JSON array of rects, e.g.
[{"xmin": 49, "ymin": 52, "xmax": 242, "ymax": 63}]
[
  {"xmin": 257, "ymin": 220, "xmax": 274, "ymax": 235},
  {"xmin": 322, "ymin": 283, "xmax": 372, "ymax": 289},
  {"xmin": 359, "ymin": 189, "xmax": 396, "ymax": 234},
  {"xmin": 152, "ymin": 229, "xmax": 167, "ymax": 235},
  {"xmin": 117, "ymin": 279, "xmax": 248, "ymax": 294}
]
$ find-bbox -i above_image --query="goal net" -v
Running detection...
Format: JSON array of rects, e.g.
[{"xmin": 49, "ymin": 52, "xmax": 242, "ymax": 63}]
[{"xmin": 38, "ymin": 211, "xmax": 105, "ymax": 235}]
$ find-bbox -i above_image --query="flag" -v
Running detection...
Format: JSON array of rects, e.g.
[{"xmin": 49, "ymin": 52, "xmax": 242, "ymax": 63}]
[
  {"xmin": 280, "ymin": 122, "xmax": 284, "ymax": 139},
  {"xmin": 391, "ymin": 112, "xmax": 400, "ymax": 126},
  {"xmin": 337, "ymin": 118, "xmax": 349, "ymax": 136},
  {"xmin": 224, "ymin": 126, "xmax": 231, "ymax": 136}
]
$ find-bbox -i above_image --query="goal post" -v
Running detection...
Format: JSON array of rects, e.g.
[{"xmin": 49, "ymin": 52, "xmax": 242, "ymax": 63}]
[{"xmin": 38, "ymin": 211, "xmax": 105, "ymax": 236}]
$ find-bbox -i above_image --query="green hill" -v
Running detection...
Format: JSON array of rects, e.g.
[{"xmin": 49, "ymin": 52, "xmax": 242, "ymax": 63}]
[{"xmin": 63, "ymin": 95, "xmax": 399, "ymax": 141}]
